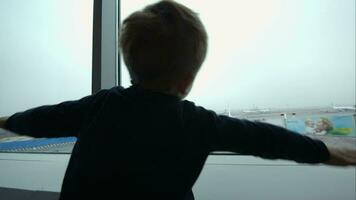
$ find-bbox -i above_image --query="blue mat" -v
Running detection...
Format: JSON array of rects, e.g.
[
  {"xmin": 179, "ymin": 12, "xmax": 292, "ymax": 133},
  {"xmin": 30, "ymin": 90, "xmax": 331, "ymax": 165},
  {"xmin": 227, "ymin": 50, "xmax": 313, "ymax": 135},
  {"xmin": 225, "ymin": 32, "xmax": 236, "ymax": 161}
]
[{"xmin": 0, "ymin": 137, "xmax": 77, "ymax": 152}]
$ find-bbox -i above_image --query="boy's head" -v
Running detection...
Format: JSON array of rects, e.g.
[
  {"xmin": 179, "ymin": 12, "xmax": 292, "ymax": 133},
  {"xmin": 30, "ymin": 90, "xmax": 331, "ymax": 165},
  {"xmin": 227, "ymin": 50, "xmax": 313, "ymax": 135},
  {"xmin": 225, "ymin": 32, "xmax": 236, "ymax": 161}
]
[{"xmin": 119, "ymin": 0, "xmax": 207, "ymax": 98}]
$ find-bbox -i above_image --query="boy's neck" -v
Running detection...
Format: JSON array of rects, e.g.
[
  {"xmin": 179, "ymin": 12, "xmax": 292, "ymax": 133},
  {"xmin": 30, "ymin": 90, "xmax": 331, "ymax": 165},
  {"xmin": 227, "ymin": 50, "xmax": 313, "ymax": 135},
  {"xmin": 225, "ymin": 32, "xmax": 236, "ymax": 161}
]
[{"xmin": 132, "ymin": 84, "xmax": 185, "ymax": 99}]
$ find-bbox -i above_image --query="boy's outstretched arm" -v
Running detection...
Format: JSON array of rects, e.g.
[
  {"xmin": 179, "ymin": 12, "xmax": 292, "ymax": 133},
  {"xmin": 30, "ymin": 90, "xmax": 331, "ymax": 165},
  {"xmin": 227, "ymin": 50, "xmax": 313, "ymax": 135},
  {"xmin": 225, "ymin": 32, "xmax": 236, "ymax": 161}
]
[
  {"xmin": 207, "ymin": 114, "xmax": 356, "ymax": 166},
  {"xmin": 1, "ymin": 89, "xmax": 110, "ymax": 138}
]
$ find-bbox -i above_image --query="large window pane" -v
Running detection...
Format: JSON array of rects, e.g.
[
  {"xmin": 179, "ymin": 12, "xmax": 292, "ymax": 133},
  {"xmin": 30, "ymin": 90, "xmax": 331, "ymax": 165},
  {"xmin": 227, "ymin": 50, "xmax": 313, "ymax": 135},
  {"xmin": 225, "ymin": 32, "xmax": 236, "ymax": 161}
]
[
  {"xmin": 120, "ymin": 0, "xmax": 355, "ymax": 112},
  {"xmin": 0, "ymin": 0, "xmax": 93, "ymax": 117},
  {"xmin": 0, "ymin": 0, "xmax": 93, "ymax": 153}
]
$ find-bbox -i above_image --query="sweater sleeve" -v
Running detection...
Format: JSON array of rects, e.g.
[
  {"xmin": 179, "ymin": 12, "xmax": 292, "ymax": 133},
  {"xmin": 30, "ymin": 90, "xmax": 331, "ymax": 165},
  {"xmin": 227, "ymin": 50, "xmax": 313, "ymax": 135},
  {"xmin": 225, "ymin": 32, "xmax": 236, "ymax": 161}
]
[
  {"xmin": 4, "ymin": 89, "xmax": 110, "ymax": 138},
  {"xmin": 207, "ymin": 114, "xmax": 330, "ymax": 164}
]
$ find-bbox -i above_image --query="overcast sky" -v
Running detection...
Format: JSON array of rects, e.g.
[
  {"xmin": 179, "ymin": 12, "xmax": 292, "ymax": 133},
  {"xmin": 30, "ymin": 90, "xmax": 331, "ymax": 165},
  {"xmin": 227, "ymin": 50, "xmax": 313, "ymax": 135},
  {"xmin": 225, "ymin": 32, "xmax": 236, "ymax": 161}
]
[
  {"xmin": 0, "ymin": 0, "xmax": 354, "ymax": 116},
  {"xmin": 0, "ymin": 0, "xmax": 93, "ymax": 116},
  {"xmin": 121, "ymin": 0, "xmax": 355, "ymax": 111}
]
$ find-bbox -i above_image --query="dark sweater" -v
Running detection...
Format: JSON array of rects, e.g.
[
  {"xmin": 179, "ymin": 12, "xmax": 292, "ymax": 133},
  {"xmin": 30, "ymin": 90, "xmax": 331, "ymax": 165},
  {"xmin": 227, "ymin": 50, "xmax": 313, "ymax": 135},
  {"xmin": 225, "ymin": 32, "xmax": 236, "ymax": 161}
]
[{"xmin": 5, "ymin": 85, "xmax": 330, "ymax": 200}]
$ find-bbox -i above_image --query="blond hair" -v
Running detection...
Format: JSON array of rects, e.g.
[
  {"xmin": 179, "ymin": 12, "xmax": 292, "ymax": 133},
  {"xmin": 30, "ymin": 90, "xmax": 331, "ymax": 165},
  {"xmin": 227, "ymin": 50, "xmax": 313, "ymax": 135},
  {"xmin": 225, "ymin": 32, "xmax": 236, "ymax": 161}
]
[{"xmin": 119, "ymin": 0, "xmax": 207, "ymax": 89}]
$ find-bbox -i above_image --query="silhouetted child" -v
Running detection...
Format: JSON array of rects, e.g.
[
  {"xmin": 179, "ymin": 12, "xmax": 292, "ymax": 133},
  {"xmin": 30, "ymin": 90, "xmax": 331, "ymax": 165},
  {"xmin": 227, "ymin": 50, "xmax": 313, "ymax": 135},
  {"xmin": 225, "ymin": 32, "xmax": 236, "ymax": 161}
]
[{"xmin": 1, "ymin": 1, "xmax": 355, "ymax": 200}]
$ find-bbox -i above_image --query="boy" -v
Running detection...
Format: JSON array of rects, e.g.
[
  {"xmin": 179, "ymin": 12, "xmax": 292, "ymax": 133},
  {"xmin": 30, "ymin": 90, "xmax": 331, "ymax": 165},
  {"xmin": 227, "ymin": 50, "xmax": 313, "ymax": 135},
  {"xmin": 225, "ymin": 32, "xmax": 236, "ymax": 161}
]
[{"xmin": 0, "ymin": 1, "xmax": 355, "ymax": 199}]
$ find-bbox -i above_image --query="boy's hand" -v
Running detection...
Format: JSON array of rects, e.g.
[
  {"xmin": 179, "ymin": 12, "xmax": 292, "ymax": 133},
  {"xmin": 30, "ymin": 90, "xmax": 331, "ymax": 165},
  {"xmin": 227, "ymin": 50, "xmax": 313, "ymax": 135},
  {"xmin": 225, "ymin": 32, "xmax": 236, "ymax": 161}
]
[
  {"xmin": 325, "ymin": 145, "xmax": 356, "ymax": 166},
  {"xmin": 0, "ymin": 117, "xmax": 9, "ymax": 129},
  {"xmin": 309, "ymin": 135, "xmax": 356, "ymax": 166},
  {"xmin": 314, "ymin": 136, "xmax": 356, "ymax": 166}
]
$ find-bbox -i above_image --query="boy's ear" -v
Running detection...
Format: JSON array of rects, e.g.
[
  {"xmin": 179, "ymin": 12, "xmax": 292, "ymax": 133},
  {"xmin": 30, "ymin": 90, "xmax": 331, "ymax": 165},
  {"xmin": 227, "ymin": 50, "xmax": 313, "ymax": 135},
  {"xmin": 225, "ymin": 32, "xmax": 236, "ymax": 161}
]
[{"xmin": 177, "ymin": 74, "xmax": 194, "ymax": 95}]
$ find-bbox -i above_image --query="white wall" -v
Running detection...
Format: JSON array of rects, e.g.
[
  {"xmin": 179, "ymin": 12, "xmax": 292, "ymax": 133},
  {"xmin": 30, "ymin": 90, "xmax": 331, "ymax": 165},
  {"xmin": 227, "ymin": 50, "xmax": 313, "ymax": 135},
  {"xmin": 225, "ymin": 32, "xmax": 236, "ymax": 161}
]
[
  {"xmin": 193, "ymin": 156, "xmax": 356, "ymax": 200},
  {"xmin": 0, "ymin": 153, "xmax": 70, "ymax": 192},
  {"xmin": 0, "ymin": 153, "xmax": 354, "ymax": 200}
]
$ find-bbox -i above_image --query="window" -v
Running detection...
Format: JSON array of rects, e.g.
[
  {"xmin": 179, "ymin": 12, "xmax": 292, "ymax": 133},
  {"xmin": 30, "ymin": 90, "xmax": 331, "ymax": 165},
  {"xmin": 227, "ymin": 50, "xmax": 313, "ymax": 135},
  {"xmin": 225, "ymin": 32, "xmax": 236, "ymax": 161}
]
[
  {"xmin": 0, "ymin": 0, "xmax": 93, "ymax": 117},
  {"xmin": 0, "ymin": 0, "xmax": 93, "ymax": 153},
  {"xmin": 120, "ymin": 0, "xmax": 355, "ymax": 112}
]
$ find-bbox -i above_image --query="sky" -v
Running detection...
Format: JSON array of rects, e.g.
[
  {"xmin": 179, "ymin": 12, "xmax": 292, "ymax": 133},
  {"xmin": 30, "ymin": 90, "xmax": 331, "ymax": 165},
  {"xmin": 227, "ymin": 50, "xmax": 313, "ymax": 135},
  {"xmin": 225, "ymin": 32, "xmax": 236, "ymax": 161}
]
[
  {"xmin": 0, "ymin": 0, "xmax": 354, "ymax": 116},
  {"xmin": 0, "ymin": 0, "xmax": 93, "ymax": 116},
  {"xmin": 120, "ymin": 0, "xmax": 356, "ymax": 112}
]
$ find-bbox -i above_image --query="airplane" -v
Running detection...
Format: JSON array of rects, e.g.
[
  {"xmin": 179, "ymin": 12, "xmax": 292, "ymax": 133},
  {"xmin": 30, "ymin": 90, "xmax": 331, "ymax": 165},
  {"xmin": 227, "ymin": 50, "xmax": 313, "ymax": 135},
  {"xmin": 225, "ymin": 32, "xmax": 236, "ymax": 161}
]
[
  {"xmin": 332, "ymin": 105, "xmax": 356, "ymax": 111},
  {"xmin": 224, "ymin": 107, "xmax": 271, "ymax": 117},
  {"xmin": 242, "ymin": 108, "xmax": 271, "ymax": 114}
]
